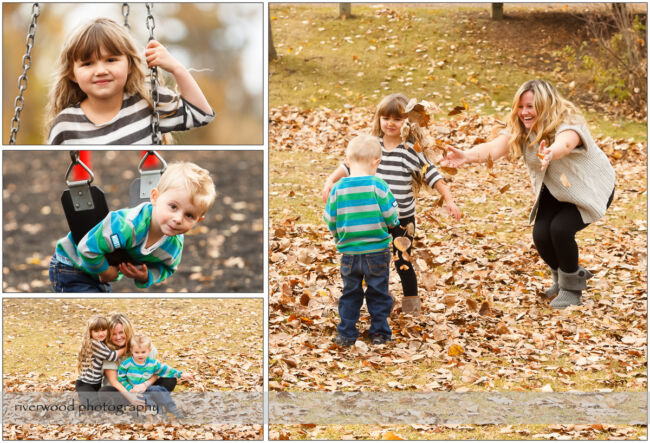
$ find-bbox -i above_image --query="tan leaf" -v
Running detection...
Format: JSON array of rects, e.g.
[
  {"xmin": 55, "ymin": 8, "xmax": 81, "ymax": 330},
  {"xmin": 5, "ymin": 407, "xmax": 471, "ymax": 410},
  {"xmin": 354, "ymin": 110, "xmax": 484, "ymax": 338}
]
[
  {"xmin": 466, "ymin": 298, "xmax": 478, "ymax": 311},
  {"xmin": 394, "ymin": 236, "xmax": 411, "ymax": 252},
  {"xmin": 560, "ymin": 173, "xmax": 571, "ymax": 187},
  {"xmin": 381, "ymin": 431, "xmax": 404, "ymax": 440},
  {"xmin": 442, "ymin": 295, "xmax": 456, "ymax": 307},
  {"xmin": 495, "ymin": 321, "xmax": 510, "ymax": 335},
  {"xmin": 499, "ymin": 184, "xmax": 510, "ymax": 193},
  {"xmin": 405, "ymin": 222, "xmax": 415, "ymax": 236}
]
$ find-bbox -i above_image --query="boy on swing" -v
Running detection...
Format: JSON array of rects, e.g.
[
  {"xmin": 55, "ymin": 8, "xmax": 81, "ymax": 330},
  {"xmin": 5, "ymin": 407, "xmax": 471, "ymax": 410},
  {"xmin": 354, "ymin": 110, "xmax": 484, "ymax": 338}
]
[{"xmin": 49, "ymin": 162, "xmax": 216, "ymax": 292}]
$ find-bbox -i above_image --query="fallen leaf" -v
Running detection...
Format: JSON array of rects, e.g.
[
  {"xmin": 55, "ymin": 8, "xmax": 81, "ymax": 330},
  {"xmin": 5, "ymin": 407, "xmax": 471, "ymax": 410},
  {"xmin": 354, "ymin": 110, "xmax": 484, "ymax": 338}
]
[
  {"xmin": 448, "ymin": 344, "xmax": 464, "ymax": 356},
  {"xmin": 394, "ymin": 236, "xmax": 411, "ymax": 252}
]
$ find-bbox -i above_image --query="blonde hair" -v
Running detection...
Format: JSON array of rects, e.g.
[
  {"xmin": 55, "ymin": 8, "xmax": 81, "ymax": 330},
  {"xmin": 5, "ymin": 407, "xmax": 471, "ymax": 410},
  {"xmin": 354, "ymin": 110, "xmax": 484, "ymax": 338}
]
[
  {"xmin": 346, "ymin": 134, "xmax": 381, "ymax": 165},
  {"xmin": 106, "ymin": 312, "xmax": 135, "ymax": 354},
  {"xmin": 77, "ymin": 315, "xmax": 109, "ymax": 374},
  {"xmin": 156, "ymin": 162, "xmax": 217, "ymax": 215},
  {"xmin": 44, "ymin": 18, "xmax": 174, "ymax": 143},
  {"xmin": 507, "ymin": 79, "xmax": 583, "ymax": 158},
  {"xmin": 130, "ymin": 335, "xmax": 152, "ymax": 351}
]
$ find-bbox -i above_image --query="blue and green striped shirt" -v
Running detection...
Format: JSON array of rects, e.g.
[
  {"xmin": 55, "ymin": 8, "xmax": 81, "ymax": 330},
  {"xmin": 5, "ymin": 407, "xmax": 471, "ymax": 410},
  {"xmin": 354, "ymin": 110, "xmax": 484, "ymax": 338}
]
[
  {"xmin": 55, "ymin": 202, "xmax": 183, "ymax": 288},
  {"xmin": 118, "ymin": 356, "xmax": 182, "ymax": 391},
  {"xmin": 324, "ymin": 175, "xmax": 399, "ymax": 254}
]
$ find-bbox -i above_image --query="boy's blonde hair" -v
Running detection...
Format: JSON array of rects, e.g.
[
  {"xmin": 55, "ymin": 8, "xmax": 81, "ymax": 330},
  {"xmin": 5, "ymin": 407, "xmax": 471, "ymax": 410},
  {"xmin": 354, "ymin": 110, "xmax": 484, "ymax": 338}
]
[
  {"xmin": 507, "ymin": 79, "xmax": 583, "ymax": 158},
  {"xmin": 346, "ymin": 134, "xmax": 382, "ymax": 165},
  {"xmin": 130, "ymin": 335, "xmax": 152, "ymax": 351},
  {"xmin": 157, "ymin": 162, "xmax": 216, "ymax": 215}
]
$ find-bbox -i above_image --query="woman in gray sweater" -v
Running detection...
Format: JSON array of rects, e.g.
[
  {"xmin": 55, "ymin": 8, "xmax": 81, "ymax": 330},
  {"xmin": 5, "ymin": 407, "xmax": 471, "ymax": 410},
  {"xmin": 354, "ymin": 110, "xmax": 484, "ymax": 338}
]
[{"xmin": 441, "ymin": 79, "xmax": 615, "ymax": 309}]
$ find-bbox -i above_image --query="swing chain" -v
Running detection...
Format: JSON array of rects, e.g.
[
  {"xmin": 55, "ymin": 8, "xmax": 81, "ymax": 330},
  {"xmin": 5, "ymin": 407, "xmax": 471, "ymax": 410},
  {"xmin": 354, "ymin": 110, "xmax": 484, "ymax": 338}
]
[
  {"xmin": 122, "ymin": 3, "xmax": 130, "ymax": 29},
  {"xmin": 8, "ymin": 3, "xmax": 40, "ymax": 145},
  {"xmin": 145, "ymin": 2, "xmax": 162, "ymax": 145}
]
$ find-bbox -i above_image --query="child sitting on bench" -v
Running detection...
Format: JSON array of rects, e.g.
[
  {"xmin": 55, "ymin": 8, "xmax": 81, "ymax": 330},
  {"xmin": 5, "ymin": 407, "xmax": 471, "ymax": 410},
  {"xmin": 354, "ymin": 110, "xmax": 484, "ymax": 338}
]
[{"xmin": 49, "ymin": 161, "xmax": 216, "ymax": 292}]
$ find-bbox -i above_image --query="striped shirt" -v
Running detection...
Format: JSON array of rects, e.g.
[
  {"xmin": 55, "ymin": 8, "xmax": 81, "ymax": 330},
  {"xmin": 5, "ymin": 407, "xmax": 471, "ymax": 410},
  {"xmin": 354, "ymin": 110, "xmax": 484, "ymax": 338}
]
[
  {"xmin": 78, "ymin": 339, "xmax": 119, "ymax": 385},
  {"xmin": 343, "ymin": 139, "xmax": 443, "ymax": 218},
  {"xmin": 324, "ymin": 175, "xmax": 399, "ymax": 254},
  {"xmin": 118, "ymin": 356, "xmax": 182, "ymax": 391},
  {"xmin": 55, "ymin": 202, "xmax": 183, "ymax": 288},
  {"xmin": 48, "ymin": 86, "xmax": 215, "ymax": 145}
]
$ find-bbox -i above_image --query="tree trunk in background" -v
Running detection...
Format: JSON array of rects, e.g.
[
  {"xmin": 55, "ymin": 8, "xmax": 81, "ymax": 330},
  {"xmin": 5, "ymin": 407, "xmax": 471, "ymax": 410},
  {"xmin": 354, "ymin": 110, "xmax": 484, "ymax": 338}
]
[
  {"xmin": 491, "ymin": 3, "xmax": 504, "ymax": 20},
  {"xmin": 269, "ymin": 15, "xmax": 277, "ymax": 61},
  {"xmin": 339, "ymin": 3, "xmax": 352, "ymax": 19}
]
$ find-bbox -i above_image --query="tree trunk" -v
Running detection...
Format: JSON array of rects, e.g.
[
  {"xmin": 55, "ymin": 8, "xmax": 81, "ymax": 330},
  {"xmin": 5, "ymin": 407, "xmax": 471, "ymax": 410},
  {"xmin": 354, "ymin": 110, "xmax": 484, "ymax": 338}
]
[
  {"xmin": 491, "ymin": 3, "xmax": 504, "ymax": 20},
  {"xmin": 269, "ymin": 15, "xmax": 277, "ymax": 61},
  {"xmin": 339, "ymin": 3, "xmax": 352, "ymax": 19}
]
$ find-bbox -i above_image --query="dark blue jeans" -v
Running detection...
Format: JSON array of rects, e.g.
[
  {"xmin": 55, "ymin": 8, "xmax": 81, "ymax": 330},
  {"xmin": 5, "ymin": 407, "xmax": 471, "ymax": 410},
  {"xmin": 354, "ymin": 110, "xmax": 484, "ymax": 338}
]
[
  {"xmin": 141, "ymin": 385, "xmax": 178, "ymax": 414},
  {"xmin": 49, "ymin": 256, "xmax": 111, "ymax": 293},
  {"xmin": 338, "ymin": 249, "xmax": 393, "ymax": 340}
]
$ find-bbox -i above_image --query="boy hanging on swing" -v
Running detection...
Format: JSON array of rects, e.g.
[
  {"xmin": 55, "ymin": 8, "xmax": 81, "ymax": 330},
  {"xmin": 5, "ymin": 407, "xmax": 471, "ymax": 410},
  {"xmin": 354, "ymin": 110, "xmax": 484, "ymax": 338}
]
[{"xmin": 49, "ymin": 161, "xmax": 216, "ymax": 292}]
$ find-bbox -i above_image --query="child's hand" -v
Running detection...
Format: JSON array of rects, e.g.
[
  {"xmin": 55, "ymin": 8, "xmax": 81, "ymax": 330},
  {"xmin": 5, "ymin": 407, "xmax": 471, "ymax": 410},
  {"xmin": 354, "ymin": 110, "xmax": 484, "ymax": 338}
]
[
  {"xmin": 98, "ymin": 266, "xmax": 119, "ymax": 283},
  {"xmin": 119, "ymin": 262, "xmax": 148, "ymax": 283},
  {"xmin": 538, "ymin": 140, "xmax": 552, "ymax": 171},
  {"xmin": 322, "ymin": 181, "xmax": 334, "ymax": 204},
  {"xmin": 145, "ymin": 40, "xmax": 183, "ymax": 75},
  {"xmin": 446, "ymin": 200, "xmax": 462, "ymax": 221},
  {"xmin": 180, "ymin": 372, "xmax": 194, "ymax": 381},
  {"xmin": 130, "ymin": 383, "xmax": 148, "ymax": 394}
]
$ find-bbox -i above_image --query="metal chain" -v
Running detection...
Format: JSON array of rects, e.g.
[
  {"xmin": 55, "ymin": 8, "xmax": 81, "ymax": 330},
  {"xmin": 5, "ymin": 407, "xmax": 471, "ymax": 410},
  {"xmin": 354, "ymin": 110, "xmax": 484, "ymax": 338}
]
[
  {"xmin": 8, "ymin": 3, "xmax": 40, "ymax": 145},
  {"xmin": 145, "ymin": 2, "xmax": 161, "ymax": 145},
  {"xmin": 122, "ymin": 3, "xmax": 130, "ymax": 29}
]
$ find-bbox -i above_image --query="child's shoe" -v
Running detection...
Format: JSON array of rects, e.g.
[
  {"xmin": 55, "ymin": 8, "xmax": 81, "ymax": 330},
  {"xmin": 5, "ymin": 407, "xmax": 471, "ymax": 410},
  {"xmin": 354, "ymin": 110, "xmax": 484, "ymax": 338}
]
[
  {"xmin": 401, "ymin": 296, "xmax": 421, "ymax": 315},
  {"xmin": 333, "ymin": 336, "xmax": 355, "ymax": 347},
  {"xmin": 370, "ymin": 334, "xmax": 392, "ymax": 345},
  {"xmin": 165, "ymin": 404, "xmax": 185, "ymax": 420}
]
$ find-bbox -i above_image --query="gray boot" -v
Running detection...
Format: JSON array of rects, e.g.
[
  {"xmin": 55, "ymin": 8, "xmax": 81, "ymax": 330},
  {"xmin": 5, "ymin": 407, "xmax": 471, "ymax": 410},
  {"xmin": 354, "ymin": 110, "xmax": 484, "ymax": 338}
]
[
  {"xmin": 543, "ymin": 268, "xmax": 559, "ymax": 300},
  {"xmin": 544, "ymin": 267, "xmax": 593, "ymax": 300},
  {"xmin": 402, "ymin": 296, "xmax": 421, "ymax": 315},
  {"xmin": 550, "ymin": 268, "xmax": 590, "ymax": 309}
]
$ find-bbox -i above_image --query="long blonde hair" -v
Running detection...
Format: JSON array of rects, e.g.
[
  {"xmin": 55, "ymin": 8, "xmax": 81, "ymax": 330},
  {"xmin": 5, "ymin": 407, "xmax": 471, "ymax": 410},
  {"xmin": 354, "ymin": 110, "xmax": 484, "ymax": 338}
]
[
  {"xmin": 507, "ymin": 79, "xmax": 583, "ymax": 158},
  {"xmin": 44, "ymin": 18, "xmax": 173, "ymax": 143},
  {"xmin": 77, "ymin": 315, "xmax": 109, "ymax": 374},
  {"xmin": 106, "ymin": 312, "xmax": 135, "ymax": 355}
]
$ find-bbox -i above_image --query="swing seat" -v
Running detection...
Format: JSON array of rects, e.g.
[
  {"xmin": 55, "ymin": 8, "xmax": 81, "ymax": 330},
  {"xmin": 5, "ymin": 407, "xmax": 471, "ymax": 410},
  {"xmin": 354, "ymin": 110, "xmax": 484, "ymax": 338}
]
[{"xmin": 61, "ymin": 185, "xmax": 138, "ymax": 267}]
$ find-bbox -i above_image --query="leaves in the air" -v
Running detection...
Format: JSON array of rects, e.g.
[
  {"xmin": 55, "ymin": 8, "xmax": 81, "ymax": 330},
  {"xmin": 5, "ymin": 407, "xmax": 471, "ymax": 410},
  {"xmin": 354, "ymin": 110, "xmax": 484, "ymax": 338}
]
[{"xmin": 560, "ymin": 173, "xmax": 571, "ymax": 187}]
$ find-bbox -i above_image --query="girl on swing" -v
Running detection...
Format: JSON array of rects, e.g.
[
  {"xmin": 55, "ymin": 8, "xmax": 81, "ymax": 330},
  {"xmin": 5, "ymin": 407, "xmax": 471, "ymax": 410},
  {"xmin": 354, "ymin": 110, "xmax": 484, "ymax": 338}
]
[{"xmin": 45, "ymin": 17, "xmax": 214, "ymax": 144}]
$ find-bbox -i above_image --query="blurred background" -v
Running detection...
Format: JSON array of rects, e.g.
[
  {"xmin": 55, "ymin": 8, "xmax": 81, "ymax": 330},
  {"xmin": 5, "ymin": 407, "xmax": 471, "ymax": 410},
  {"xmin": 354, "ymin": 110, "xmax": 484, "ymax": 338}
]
[{"xmin": 3, "ymin": 2, "xmax": 263, "ymax": 145}]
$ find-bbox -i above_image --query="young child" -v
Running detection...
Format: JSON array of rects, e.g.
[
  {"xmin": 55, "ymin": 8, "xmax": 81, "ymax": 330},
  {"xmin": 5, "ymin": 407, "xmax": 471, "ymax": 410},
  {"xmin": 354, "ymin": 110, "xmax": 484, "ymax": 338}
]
[
  {"xmin": 49, "ymin": 161, "xmax": 216, "ymax": 292},
  {"xmin": 45, "ymin": 18, "xmax": 214, "ymax": 144},
  {"xmin": 76, "ymin": 315, "xmax": 126, "ymax": 408},
  {"xmin": 441, "ymin": 79, "xmax": 615, "ymax": 308},
  {"xmin": 117, "ymin": 335, "xmax": 192, "ymax": 418},
  {"xmin": 324, "ymin": 134, "xmax": 400, "ymax": 346},
  {"xmin": 323, "ymin": 93, "xmax": 462, "ymax": 315}
]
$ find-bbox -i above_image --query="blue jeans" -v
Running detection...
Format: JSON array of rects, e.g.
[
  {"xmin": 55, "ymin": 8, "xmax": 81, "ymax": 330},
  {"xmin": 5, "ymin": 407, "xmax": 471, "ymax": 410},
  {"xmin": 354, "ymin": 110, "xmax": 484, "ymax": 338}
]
[
  {"xmin": 338, "ymin": 249, "xmax": 393, "ymax": 340},
  {"xmin": 140, "ymin": 385, "xmax": 178, "ymax": 414},
  {"xmin": 49, "ymin": 255, "xmax": 111, "ymax": 293}
]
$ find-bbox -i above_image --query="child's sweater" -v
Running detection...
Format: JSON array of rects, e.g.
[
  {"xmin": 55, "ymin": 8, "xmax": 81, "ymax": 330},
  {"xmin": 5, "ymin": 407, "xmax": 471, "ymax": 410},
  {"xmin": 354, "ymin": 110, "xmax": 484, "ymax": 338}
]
[
  {"xmin": 55, "ymin": 202, "xmax": 183, "ymax": 288},
  {"xmin": 78, "ymin": 339, "xmax": 118, "ymax": 384},
  {"xmin": 324, "ymin": 175, "xmax": 399, "ymax": 254},
  {"xmin": 117, "ymin": 356, "xmax": 182, "ymax": 391},
  {"xmin": 48, "ymin": 86, "xmax": 215, "ymax": 145}
]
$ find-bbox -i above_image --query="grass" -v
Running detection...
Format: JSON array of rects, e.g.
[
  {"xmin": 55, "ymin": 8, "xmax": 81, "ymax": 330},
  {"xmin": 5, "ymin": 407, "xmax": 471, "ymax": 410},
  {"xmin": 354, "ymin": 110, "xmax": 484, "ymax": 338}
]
[{"xmin": 270, "ymin": 3, "xmax": 647, "ymax": 142}]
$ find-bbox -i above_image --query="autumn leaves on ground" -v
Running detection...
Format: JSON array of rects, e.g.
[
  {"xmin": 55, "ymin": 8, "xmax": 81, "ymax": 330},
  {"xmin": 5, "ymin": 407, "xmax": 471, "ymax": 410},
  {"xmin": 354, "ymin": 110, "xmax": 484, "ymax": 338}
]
[
  {"xmin": 3, "ymin": 299, "xmax": 263, "ymax": 440},
  {"xmin": 269, "ymin": 4, "xmax": 647, "ymax": 439}
]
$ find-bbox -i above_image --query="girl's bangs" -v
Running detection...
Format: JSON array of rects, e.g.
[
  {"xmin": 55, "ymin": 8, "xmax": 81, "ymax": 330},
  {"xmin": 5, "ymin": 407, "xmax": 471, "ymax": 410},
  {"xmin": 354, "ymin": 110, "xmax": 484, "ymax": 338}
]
[
  {"xmin": 71, "ymin": 24, "xmax": 128, "ymax": 61},
  {"xmin": 378, "ymin": 100, "xmax": 405, "ymax": 118},
  {"xmin": 89, "ymin": 317, "xmax": 109, "ymax": 331}
]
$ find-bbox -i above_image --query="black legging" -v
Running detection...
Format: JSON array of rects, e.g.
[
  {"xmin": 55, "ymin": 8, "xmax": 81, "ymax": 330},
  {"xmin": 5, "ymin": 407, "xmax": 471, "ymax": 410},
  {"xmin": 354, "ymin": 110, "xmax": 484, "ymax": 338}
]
[
  {"xmin": 533, "ymin": 185, "xmax": 614, "ymax": 272},
  {"xmin": 389, "ymin": 215, "xmax": 418, "ymax": 298},
  {"xmin": 97, "ymin": 377, "xmax": 177, "ymax": 408}
]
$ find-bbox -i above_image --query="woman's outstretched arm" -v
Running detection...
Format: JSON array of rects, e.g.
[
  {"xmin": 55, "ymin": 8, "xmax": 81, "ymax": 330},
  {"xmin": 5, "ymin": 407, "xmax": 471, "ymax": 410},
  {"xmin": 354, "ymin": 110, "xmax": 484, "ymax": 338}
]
[{"xmin": 441, "ymin": 134, "xmax": 509, "ymax": 168}]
